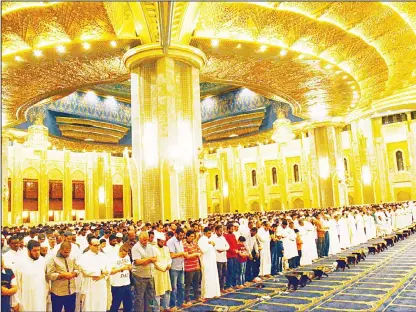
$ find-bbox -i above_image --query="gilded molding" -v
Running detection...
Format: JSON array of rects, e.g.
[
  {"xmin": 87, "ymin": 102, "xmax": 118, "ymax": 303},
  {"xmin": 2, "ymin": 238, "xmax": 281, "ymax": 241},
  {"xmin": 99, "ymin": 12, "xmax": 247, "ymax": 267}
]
[
  {"xmin": 202, "ymin": 112, "xmax": 265, "ymax": 129},
  {"xmin": 56, "ymin": 117, "xmax": 129, "ymax": 133}
]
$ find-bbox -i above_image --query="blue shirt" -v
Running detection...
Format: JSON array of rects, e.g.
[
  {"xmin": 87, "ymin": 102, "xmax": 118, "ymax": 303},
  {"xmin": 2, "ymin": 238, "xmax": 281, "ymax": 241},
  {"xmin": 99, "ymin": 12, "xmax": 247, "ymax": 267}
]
[{"xmin": 166, "ymin": 236, "xmax": 184, "ymax": 271}]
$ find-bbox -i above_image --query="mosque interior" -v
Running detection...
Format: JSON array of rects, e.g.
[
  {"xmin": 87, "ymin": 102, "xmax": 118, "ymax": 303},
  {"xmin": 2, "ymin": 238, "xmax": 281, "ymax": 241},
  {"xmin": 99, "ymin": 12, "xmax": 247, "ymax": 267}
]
[{"xmin": 1, "ymin": 2, "xmax": 416, "ymax": 225}]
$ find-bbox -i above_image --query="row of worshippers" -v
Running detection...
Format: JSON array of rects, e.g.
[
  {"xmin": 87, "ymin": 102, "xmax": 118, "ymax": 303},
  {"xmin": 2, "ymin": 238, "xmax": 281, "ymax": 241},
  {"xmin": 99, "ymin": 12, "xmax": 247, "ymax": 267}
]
[{"xmin": 2, "ymin": 200, "xmax": 416, "ymax": 311}]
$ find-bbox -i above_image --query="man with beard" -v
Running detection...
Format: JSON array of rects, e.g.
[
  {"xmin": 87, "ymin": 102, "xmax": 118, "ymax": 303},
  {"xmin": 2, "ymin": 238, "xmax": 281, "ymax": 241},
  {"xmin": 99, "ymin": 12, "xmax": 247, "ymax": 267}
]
[{"xmin": 14, "ymin": 240, "xmax": 48, "ymax": 311}]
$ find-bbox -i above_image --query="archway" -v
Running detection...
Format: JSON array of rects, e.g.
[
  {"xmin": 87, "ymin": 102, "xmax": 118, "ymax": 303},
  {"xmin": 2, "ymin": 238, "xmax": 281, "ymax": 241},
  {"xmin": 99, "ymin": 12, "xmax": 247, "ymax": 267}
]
[
  {"xmin": 396, "ymin": 191, "xmax": 411, "ymax": 202},
  {"xmin": 271, "ymin": 200, "xmax": 282, "ymax": 211},
  {"xmin": 348, "ymin": 195, "xmax": 354, "ymax": 205},
  {"xmin": 251, "ymin": 201, "xmax": 260, "ymax": 212},
  {"xmin": 293, "ymin": 198, "xmax": 304, "ymax": 209}
]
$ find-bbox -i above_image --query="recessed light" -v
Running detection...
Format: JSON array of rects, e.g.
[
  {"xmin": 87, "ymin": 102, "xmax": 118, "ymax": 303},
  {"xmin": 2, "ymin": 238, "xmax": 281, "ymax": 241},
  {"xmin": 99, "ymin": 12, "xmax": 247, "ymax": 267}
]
[
  {"xmin": 351, "ymin": 85, "xmax": 356, "ymax": 90},
  {"xmin": 280, "ymin": 49, "xmax": 287, "ymax": 56},
  {"xmin": 14, "ymin": 56, "xmax": 23, "ymax": 62},
  {"xmin": 33, "ymin": 49, "xmax": 43, "ymax": 57},
  {"xmin": 85, "ymin": 138, "xmax": 94, "ymax": 142},
  {"xmin": 298, "ymin": 54, "xmax": 305, "ymax": 60},
  {"xmin": 211, "ymin": 39, "xmax": 219, "ymax": 47},
  {"xmin": 325, "ymin": 64, "xmax": 333, "ymax": 70},
  {"xmin": 82, "ymin": 42, "xmax": 91, "ymax": 50},
  {"xmin": 56, "ymin": 45, "xmax": 65, "ymax": 54},
  {"xmin": 259, "ymin": 45, "xmax": 267, "ymax": 52},
  {"xmin": 342, "ymin": 75, "xmax": 348, "ymax": 79},
  {"xmin": 110, "ymin": 40, "xmax": 117, "ymax": 47},
  {"xmin": 236, "ymin": 43, "xmax": 242, "ymax": 49}
]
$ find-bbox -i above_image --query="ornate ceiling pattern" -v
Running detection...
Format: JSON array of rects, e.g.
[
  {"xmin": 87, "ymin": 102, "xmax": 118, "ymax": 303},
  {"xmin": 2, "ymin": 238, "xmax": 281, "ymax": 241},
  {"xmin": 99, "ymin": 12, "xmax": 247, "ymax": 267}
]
[{"xmin": 2, "ymin": 1, "xmax": 415, "ymax": 149}]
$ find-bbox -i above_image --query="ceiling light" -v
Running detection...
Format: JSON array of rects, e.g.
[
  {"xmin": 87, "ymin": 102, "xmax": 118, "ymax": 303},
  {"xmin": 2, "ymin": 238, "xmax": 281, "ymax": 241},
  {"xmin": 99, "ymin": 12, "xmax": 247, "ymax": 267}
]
[
  {"xmin": 14, "ymin": 56, "xmax": 23, "ymax": 62},
  {"xmin": 33, "ymin": 49, "xmax": 43, "ymax": 57},
  {"xmin": 335, "ymin": 70, "xmax": 342, "ymax": 74},
  {"xmin": 342, "ymin": 75, "xmax": 348, "ymax": 79},
  {"xmin": 259, "ymin": 45, "xmax": 267, "ymax": 52},
  {"xmin": 229, "ymin": 134, "xmax": 238, "ymax": 137},
  {"xmin": 351, "ymin": 85, "xmax": 356, "ymax": 90},
  {"xmin": 110, "ymin": 40, "xmax": 117, "ymax": 47},
  {"xmin": 298, "ymin": 54, "xmax": 305, "ymax": 60},
  {"xmin": 211, "ymin": 39, "xmax": 219, "ymax": 47},
  {"xmin": 280, "ymin": 49, "xmax": 287, "ymax": 56},
  {"xmin": 236, "ymin": 43, "xmax": 242, "ymax": 49},
  {"xmin": 85, "ymin": 138, "xmax": 94, "ymax": 142},
  {"xmin": 325, "ymin": 64, "xmax": 333, "ymax": 70},
  {"xmin": 82, "ymin": 42, "xmax": 91, "ymax": 50},
  {"xmin": 56, "ymin": 45, "xmax": 65, "ymax": 54}
]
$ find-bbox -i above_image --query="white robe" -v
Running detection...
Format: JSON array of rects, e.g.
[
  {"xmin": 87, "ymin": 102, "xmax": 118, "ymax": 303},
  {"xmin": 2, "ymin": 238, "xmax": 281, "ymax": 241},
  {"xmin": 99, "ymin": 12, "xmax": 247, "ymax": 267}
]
[
  {"xmin": 257, "ymin": 227, "xmax": 271, "ymax": 276},
  {"xmin": 78, "ymin": 251, "xmax": 108, "ymax": 312},
  {"xmin": 279, "ymin": 227, "xmax": 298, "ymax": 260},
  {"xmin": 328, "ymin": 219, "xmax": 341, "ymax": 255},
  {"xmin": 347, "ymin": 215, "xmax": 360, "ymax": 246},
  {"xmin": 355, "ymin": 215, "xmax": 367, "ymax": 244},
  {"xmin": 3, "ymin": 249, "xmax": 23, "ymax": 270},
  {"xmin": 198, "ymin": 235, "xmax": 221, "ymax": 299},
  {"xmin": 14, "ymin": 255, "xmax": 48, "ymax": 312},
  {"xmin": 298, "ymin": 226, "xmax": 312, "ymax": 266},
  {"xmin": 338, "ymin": 217, "xmax": 351, "ymax": 249}
]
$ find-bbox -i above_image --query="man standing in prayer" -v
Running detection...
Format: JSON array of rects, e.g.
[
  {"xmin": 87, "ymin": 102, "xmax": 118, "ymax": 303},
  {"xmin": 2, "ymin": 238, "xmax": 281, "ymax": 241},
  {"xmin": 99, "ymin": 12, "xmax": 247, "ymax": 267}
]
[
  {"xmin": 166, "ymin": 227, "xmax": 187, "ymax": 308},
  {"xmin": 198, "ymin": 227, "xmax": 221, "ymax": 299},
  {"xmin": 224, "ymin": 223, "xmax": 238, "ymax": 291},
  {"xmin": 211, "ymin": 225, "xmax": 230, "ymax": 294},
  {"xmin": 78, "ymin": 238, "xmax": 109, "ymax": 312},
  {"xmin": 14, "ymin": 240, "xmax": 48, "ymax": 311},
  {"xmin": 257, "ymin": 221, "xmax": 272, "ymax": 278},
  {"xmin": 3, "ymin": 235, "xmax": 23, "ymax": 270},
  {"xmin": 183, "ymin": 230, "xmax": 203, "ymax": 305},
  {"xmin": 108, "ymin": 244, "xmax": 133, "ymax": 312},
  {"xmin": 131, "ymin": 231, "xmax": 157, "ymax": 312},
  {"xmin": 153, "ymin": 232, "xmax": 172, "ymax": 311},
  {"xmin": 46, "ymin": 241, "xmax": 79, "ymax": 312}
]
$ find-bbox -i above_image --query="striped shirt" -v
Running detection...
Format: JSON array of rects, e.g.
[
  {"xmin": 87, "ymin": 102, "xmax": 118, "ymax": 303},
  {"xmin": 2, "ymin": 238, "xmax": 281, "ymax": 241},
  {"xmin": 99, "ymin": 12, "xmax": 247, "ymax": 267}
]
[{"xmin": 183, "ymin": 240, "xmax": 200, "ymax": 272}]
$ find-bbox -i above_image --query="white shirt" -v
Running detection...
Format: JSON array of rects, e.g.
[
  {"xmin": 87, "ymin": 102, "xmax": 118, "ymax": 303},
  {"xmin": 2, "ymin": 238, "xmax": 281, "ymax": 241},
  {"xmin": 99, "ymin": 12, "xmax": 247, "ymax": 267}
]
[
  {"xmin": 211, "ymin": 234, "xmax": 229, "ymax": 263},
  {"xmin": 3, "ymin": 249, "xmax": 23, "ymax": 270},
  {"xmin": 108, "ymin": 254, "xmax": 131, "ymax": 287}
]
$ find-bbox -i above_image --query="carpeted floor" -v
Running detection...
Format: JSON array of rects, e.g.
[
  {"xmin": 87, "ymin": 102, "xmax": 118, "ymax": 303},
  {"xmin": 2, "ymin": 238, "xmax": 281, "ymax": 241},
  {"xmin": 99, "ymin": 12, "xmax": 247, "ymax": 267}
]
[{"xmin": 183, "ymin": 225, "xmax": 416, "ymax": 311}]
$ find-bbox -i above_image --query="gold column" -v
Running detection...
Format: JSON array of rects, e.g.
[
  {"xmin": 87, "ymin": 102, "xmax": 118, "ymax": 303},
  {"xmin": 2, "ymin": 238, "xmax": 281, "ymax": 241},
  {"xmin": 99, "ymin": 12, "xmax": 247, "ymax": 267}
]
[
  {"xmin": 11, "ymin": 144, "xmax": 23, "ymax": 225},
  {"xmin": 124, "ymin": 44, "xmax": 206, "ymax": 222},
  {"xmin": 300, "ymin": 132, "xmax": 311, "ymax": 208},
  {"xmin": 406, "ymin": 114, "xmax": 416, "ymax": 199},
  {"xmin": 104, "ymin": 153, "xmax": 113, "ymax": 219},
  {"xmin": 1, "ymin": 133, "xmax": 12, "ymax": 226},
  {"xmin": 85, "ymin": 152, "xmax": 95, "ymax": 220},
  {"xmin": 63, "ymin": 150, "xmax": 72, "ymax": 222},
  {"xmin": 38, "ymin": 150, "xmax": 48, "ymax": 224},
  {"xmin": 235, "ymin": 147, "xmax": 245, "ymax": 213},
  {"xmin": 306, "ymin": 130, "xmax": 320, "ymax": 208},
  {"xmin": 277, "ymin": 144, "xmax": 288, "ymax": 210},
  {"xmin": 97, "ymin": 155, "xmax": 106, "ymax": 219},
  {"xmin": 123, "ymin": 151, "xmax": 132, "ymax": 219},
  {"xmin": 256, "ymin": 146, "xmax": 266, "ymax": 212},
  {"xmin": 219, "ymin": 150, "xmax": 230, "ymax": 213}
]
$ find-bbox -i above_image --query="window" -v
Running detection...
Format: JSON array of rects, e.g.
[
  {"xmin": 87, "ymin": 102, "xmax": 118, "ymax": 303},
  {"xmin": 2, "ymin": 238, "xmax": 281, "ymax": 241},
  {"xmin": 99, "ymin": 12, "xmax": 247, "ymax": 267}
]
[
  {"xmin": 396, "ymin": 151, "xmax": 404, "ymax": 171},
  {"xmin": 342, "ymin": 124, "xmax": 351, "ymax": 132},
  {"xmin": 215, "ymin": 175, "xmax": 219, "ymax": 190},
  {"xmin": 411, "ymin": 111, "xmax": 416, "ymax": 120},
  {"xmin": 113, "ymin": 185, "xmax": 123, "ymax": 218},
  {"xmin": 252, "ymin": 170, "xmax": 257, "ymax": 187},
  {"xmin": 49, "ymin": 180, "xmax": 63, "ymax": 211},
  {"xmin": 344, "ymin": 158, "xmax": 348, "ymax": 175},
  {"xmin": 294, "ymin": 165, "xmax": 300, "ymax": 182},
  {"xmin": 382, "ymin": 113, "xmax": 407, "ymax": 125},
  {"xmin": 23, "ymin": 179, "xmax": 38, "ymax": 211},
  {"xmin": 72, "ymin": 181, "xmax": 85, "ymax": 210},
  {"xmin": 272, "ymin": 167, "xmax": 277, "ymax": 185}
]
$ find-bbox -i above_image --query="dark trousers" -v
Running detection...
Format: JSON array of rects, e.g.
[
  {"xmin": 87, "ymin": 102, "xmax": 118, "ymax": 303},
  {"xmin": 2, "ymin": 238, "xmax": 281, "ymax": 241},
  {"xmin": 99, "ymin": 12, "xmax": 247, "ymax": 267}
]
[
  {"xmin": 226, "ymin": 257, "xmax": 237, "ymax": 288},
  {"xmin": 317, "ymin": 237, "xmax": 325, "ymax": 258},
  {"xmin": 184, "ymin": 270, "xmax": 201, "ymax": 303},
  {"xmin": 323, "ymin": 232, "xmax": 330, "ymax": 257},
  {"xmin": 288, "ymin": 257, "xmax": 297, "ymax": 269},
  {"xmin": 246, "ymin": 258, "xmax": 260, "ymax": 282},
  {"xmin": 110, "ymin": 285, "xmax": 133, "ymax": 312},
  {"xmin": 271, "ymin": 249, "xmax": 283, "ymax": 275},
  {"xmin": 132, "ymin": 275, "xmax": 156, "ymax": 312},
  {"xmin": 51, "ymin": 292, "xmax": 76, "ymax": 312},
  {"xmin": 295, "ymin": 250, "xmax": 302, "ymax": 268},
  {"xmin": 217, "ymin": 262, "xmax": 227, "ymax": 290}
]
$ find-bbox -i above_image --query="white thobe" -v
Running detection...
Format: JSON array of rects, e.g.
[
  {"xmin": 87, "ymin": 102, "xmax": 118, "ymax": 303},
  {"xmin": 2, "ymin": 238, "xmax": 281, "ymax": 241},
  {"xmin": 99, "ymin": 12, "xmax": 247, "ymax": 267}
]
[
  {"xmin": 355, "ymin": 215, "xmax": 367, "ymax": 244},
  {"xmin": 78, "ymin": 251, "xmax": 108, "ymax": 312},
  {"xmin": 14, "ymin": 255, "xmax": 48, "ymax": 312},
  {"xmin": 257, "ymin": 227, "xmax": 271, "ymax": 276},
  {"xmin": 278, "ymin": 227, "xmax": 298, "ymax": 260},
  {"xmin": 338, "ymin": 217, "xmax": 351, "ymax": 249},
  {"xmin": 198, "ymin": 235, "xmax": 221, "ymax": 299},
  {"xmin": 328, "ymin": 219, "xmax": 341, "ymax": 255},
  {"xmin": 298, "ymin": 226, "xmax": 312, "ymax": 266},
  {"xmin": 3, "ymin": 249, "xmax": 24, "ymax": 270},
  {"xmin": 347, "ymin": 215, "xmax": 359, "ymax": 246}
]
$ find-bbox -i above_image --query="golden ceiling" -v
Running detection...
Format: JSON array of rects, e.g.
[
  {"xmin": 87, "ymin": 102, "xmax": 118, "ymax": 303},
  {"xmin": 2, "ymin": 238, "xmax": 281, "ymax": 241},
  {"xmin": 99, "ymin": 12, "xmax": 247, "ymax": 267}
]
[{"xmin": 2, "ymin": 2, "xmax": 415, "ymax": 130}]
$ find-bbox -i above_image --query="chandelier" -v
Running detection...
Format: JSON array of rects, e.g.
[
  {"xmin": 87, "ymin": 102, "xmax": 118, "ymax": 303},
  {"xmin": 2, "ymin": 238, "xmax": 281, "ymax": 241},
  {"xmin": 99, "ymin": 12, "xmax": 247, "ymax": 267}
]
[
  {"xmin": 271, "ymin": 103, "xmax": 295, "ymax": 144},
  {"xmin": 24, "ymin": 115, "xmax": 51, "ymax": 150}
]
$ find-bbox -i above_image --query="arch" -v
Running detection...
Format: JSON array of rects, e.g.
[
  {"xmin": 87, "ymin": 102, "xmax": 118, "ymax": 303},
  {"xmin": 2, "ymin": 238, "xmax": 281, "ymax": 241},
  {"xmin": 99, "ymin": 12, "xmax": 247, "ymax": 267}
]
[
  {"xmin": 252, "ymin": 170, "xmax": 257, "ymax": 187},
  {"xmin": 71, "ymin": 170, "xmax": 85, "ymax": 181},
  {"xmin": 112, "ymin": 172, "xmax": 123, "ymax": 185},
  {"xmin": 271, "ymin": 199, "xmax": 282, "ymax": 211},
  {"xmin": 293, "ymin": 164, "xmax": 300, "ymax": 182},
  {"xmin": 251, "ymin": 201, "xmax": 260, "ymax": 212},
  {"xmin": 47, "ymin": 168, "xmax": 63, "ymax": 180},
  {"xmin": 348, "ymin": 195, "xmax": 354, "ymax": 205},
  {"xmin": 293, "ymin": 198, "xmax": 304, "ymax": 209},
  {"xmin": 395, "ymin": 150, "xmax": 404, "ymax": 172},
  {"xmin": 214, "ymin": 204, "xmax": 220, "ymax": 213},
  {"xmin": 22, "ymin": 167, "xmax": 39, "ymax": 179},
  {"xmin": 272, "ymin": 167, "xmax": 277, "ymax": 185},
  {"xmin": 215, "ymin": 174, "xmax": 219, "ymax": 190},
  {"xmin": 396, "ymin": 191, "xmax": 411, "ymax": 202}
]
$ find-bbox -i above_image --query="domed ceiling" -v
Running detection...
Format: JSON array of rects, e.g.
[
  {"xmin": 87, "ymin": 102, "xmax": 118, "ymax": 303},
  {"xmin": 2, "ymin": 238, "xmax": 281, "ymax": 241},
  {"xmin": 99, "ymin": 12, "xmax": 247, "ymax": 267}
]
[{"xmin": 2, "ymin": 2, "xmax": 416, "ymax": 150}]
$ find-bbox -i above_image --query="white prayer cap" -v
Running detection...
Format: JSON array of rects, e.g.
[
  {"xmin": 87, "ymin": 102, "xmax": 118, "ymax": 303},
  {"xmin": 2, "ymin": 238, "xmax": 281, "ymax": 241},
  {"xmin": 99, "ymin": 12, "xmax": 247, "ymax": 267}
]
[
  {"xmin": 91, "ymin": 226, "xmax": 96, "ymax": 230},
  {"xmin": 233, "ymin": 223, "xmax": 239, "ymax": 227},
  {"xmin": 40, "ymin": 242, "xmax": 48, "ymax": 248},
  {"xmin": 155, "ymin": 232, "xmax": 166, "ymax": 241},
  {"xmin": 116, "ymin": 233, "xmax": 123, "ymax": 238}
]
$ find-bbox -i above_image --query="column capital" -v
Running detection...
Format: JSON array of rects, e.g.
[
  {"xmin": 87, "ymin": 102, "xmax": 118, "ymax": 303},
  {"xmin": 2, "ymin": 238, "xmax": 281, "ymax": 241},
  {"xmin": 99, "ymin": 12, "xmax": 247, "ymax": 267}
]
[{"xmin": 123, "ymin": 43, "xmax": 206, "ymax": 70}]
